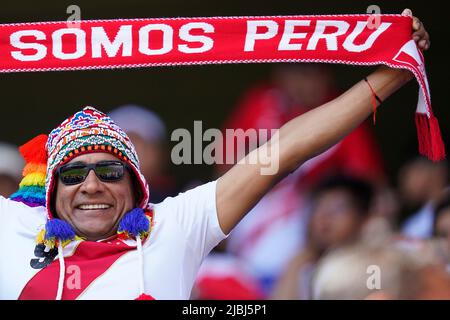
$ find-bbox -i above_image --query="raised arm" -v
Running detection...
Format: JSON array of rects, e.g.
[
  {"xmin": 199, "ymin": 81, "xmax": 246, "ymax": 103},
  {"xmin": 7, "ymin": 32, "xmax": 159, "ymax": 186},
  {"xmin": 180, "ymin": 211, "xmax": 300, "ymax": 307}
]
[{"xmin": 216, "ymin": 9, "xmax": 430, "ymax": 235}]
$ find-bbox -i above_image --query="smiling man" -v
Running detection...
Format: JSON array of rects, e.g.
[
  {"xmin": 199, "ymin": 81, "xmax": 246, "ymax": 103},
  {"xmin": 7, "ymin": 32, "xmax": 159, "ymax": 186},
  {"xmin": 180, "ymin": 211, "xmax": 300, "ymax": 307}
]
[
  {"xmin": 0, "ymin": 10, "xmax": 435, "ymax": 300},
  {"xmin": 54, "ymin": 153, "xmax": 136, "ymax": 241},
  {"xmin": 2, "ymin": 106, "xmax": 229, "ymax": 300}
]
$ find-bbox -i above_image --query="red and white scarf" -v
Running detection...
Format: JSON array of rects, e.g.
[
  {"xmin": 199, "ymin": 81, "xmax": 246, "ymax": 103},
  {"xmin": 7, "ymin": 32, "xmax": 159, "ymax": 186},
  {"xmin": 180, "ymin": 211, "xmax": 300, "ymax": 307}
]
[{"xmin": 0, "ymin": 14, "xmax": 444, "ymax": 160}]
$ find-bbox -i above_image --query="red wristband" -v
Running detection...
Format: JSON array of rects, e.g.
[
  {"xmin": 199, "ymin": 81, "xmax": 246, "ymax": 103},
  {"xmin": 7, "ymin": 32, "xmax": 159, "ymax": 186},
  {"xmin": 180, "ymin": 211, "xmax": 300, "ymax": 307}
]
[{"xmin": 364, "ymin": 77, "xmax": 382, "ymax": 123}]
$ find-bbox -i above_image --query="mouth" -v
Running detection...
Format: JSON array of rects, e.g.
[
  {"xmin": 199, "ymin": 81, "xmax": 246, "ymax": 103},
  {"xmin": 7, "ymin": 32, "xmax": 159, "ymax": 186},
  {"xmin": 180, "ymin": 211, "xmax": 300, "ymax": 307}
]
[{"xmin": 76, "ymin": 204, "xmax": 113, "ymax": 210}]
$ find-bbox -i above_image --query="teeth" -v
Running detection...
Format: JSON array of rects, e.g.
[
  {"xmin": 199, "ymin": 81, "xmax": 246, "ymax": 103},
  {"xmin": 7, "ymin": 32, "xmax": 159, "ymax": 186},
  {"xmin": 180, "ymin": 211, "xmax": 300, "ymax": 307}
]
[{"xmin": 78, "ymin": 204, "xmax": 111, "ymax": 210}]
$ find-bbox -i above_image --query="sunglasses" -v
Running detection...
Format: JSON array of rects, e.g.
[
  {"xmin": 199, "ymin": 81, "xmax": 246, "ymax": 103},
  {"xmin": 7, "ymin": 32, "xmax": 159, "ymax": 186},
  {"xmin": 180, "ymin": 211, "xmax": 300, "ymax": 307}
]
[{"xmin": 57, "ymin": 160, "xmax": 129, "ymax": 185}]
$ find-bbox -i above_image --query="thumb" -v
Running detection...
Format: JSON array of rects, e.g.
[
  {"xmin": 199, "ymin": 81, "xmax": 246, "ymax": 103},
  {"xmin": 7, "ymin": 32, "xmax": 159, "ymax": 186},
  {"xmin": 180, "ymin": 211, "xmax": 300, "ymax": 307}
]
[{"xmin": 402, "ymin": 8, "xmax": 413, "ymax": 17}]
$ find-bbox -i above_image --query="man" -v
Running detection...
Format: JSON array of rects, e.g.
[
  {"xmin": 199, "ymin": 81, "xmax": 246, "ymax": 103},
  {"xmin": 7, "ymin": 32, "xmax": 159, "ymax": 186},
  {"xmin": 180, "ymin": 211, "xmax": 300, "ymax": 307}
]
[
  {"xmin": 432, "ymin": 189, "xmax": 450, "ymax": 269},
  {"xmin": 400, "ymin": 157, "xmax": 449, "ymax": 239},
  {"xmin": 271, "ymin": 175, "xmax": 374, "ymax": 299},
  {"xmin": 311, "ymin": 242, "xmax": 450, "ymax": 299},
  {"xmin": 0, "ymin": 9, "xmax": 430, "ymax": 299}
]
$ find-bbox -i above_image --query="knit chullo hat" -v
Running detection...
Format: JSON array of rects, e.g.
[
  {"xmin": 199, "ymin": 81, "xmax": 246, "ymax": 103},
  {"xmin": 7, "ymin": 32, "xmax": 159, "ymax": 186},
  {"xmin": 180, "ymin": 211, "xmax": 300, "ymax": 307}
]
[
  {"xmin": 11, "ymin": 106, "xmax": 155, "ymax": 300},
  {"xmin": 12, "ymin": 106, "xmax": 152, "ymax": 248},
  {"xmin": 45, "ymin": 106, "xmax": 149, "ymax": 216}
]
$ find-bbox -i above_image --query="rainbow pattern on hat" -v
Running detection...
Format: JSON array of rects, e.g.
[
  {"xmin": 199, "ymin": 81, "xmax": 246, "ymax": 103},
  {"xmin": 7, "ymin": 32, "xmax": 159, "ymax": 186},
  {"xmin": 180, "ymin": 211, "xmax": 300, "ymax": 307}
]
[{"xmin": 10, "ymin": 134, "xmax": 48, "ymax": 207}]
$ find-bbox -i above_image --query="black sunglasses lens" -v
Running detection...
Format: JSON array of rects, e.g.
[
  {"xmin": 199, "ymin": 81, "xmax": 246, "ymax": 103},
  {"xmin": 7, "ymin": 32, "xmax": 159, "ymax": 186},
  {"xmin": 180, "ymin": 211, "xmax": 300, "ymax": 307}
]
[
  {"xmin": 59, "ymin": 166, "xmax": 89, "ymax": 185},
  {"xmin": 58, "ymin": 162, "xmax": 126, "ymax": 185},
  {"xmin": 95, "ymin": 162, "xmax": 125, "ymax": 181}
]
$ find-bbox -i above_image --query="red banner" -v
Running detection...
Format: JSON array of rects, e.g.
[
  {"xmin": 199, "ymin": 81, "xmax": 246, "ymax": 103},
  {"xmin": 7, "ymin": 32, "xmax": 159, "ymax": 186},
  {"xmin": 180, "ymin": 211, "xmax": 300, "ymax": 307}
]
[
  {"xmin": 0, "ymin": 15, "xmax": 415, "ymax": 71},
  {"xmin": 0, "ymin": 14, "xmax": 444, "ymax": 160}
]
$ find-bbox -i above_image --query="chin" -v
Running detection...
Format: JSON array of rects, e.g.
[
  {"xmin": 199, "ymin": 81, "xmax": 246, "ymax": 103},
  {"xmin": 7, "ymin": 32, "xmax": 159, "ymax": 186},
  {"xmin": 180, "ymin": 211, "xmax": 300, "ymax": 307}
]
[{"xmin": 77, "ymin": 225, "xmax": 115, "ymax": 241}]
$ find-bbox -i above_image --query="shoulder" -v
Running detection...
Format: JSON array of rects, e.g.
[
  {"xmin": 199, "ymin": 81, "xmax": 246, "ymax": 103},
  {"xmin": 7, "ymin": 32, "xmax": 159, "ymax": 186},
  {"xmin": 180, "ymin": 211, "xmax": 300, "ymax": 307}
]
[
  {"xmin": 153, "ymin": 180, "xmax": 217, "ymax": 212},
  {"xmin": 150, "ymin": 180, "xmax": 220, "ymax": 235},
  {"xmin": 0, "ymin": 195, "xmax": 47, "ymax": 224}
]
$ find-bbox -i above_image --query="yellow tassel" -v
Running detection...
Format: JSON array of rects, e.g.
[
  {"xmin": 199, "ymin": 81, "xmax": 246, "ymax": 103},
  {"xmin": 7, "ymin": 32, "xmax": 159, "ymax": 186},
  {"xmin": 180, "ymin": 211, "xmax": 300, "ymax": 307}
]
[
  {"xmin": 146, "ymin": 215, "xmax": 152, "ymax": 231},
  {"xmin": 35, "ymin": 229, "xmax": 83, "ymax": 249},
  {"xmin": 19, "ymin": 172, "xmax": 46, "ymax": 187},
  {"xmin": 43, "ymin": 238, "xmax": 57, "ymax": 249},
  {"xmin": 36, "ymin": 229, "xmax": 46, "ymax": 244},
  {"xmin": 60, "ymin": 239, "xmax": 72, "ymax": 248}
]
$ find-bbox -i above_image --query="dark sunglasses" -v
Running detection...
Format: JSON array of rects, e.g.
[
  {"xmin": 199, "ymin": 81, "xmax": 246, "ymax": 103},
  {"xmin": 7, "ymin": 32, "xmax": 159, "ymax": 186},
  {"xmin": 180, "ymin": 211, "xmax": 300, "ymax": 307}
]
[{"xmin": 57, "ymin": 160, "xmax": 129, "ymax": 185}]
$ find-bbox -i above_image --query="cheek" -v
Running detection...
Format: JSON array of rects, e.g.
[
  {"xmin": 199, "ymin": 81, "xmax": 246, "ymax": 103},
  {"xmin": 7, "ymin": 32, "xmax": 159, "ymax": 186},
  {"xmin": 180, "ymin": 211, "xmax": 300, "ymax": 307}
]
[
  {"xmin": 116, "ymin": 177, "xmax": 138, "ymax": 209},
  {"xmin": 55, "ymin": 184, "xmax": 75, "ymax": 217},
  {"xmin": 309, "ymin": 214, "xmax": 323, "ymax": 232},
  {"xmin": 436, "ymin": 215, "xmax": 450, "ymax": 235},
  {"xmin": 125, "ymin": 187, "xmax": 136, "ymax": 207},
  {"xmin": 333, "ymin": 215, "xmax": 359, "ymax": 237}
]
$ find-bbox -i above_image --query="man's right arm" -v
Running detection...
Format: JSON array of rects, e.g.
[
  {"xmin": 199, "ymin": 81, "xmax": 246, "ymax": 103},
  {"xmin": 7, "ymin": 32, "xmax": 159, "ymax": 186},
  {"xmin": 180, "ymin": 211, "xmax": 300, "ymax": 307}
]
[{"xmin": 215, "ymin": 10, "xmax": 429, "ymax": 236}]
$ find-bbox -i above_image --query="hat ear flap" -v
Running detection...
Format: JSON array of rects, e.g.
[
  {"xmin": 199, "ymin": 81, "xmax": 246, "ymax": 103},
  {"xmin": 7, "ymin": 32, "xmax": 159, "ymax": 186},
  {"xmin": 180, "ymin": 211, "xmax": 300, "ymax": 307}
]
[
  {"xmin": 37, "ymin": 218, "xmax": 76, "ymax": 249},
  {"xmin": 10, "ymin": 134, "xmax": 48, "ymax": 207},
  {"xmin": 117, "ymin": 208, "xmax": 152, "ymax": 240}
]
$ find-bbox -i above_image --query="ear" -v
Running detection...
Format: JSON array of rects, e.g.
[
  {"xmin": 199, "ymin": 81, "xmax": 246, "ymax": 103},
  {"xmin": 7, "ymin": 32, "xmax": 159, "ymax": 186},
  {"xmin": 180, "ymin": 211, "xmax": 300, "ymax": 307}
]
[
  {"xmin": 50, "ymin": 181, "xmax": 59, "ymax": 218},
  {"xmin": 129, "ymin": 170, "xmax": 143, "ymax": 206}
]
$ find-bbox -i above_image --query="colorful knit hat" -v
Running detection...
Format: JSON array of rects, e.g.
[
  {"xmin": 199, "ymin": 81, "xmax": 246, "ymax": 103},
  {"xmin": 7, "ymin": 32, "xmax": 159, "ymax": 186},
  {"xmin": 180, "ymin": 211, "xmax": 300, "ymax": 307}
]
[
  {"xmin": 45, "ymin": 106, "xmax": 150, "ymax": 217},
  {"xmin": 10, "ymin": 107, "xmax": 156, "ymax": 300},
  {"xmin": 11, "ymin": 107, "xmax": 152, "ymax": 245},
  {"xmin": 11, "ymin": 106, "xmax": 155, "ymax": 300}
]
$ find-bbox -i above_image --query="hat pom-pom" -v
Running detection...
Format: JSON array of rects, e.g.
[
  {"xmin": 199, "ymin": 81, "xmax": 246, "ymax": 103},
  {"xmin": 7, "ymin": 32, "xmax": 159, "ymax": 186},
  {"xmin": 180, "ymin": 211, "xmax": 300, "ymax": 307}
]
[
  {"xmin": 38, "ymin": 219, "xmax": 76, "ymax": 248},
  {"xmin": 10, "ymin": 134, "xmax": 48, "ymax": 207},
  {"xmin": 118, "ymin": 208, "xmax": 150, "ymax": 239},
  {"xmin": 19, "ymin": 134, "xmax": 49, "ymax": 164},
  {"xmin": 135, "ymin": 293, "xmax": 155, "ymax": 300}
]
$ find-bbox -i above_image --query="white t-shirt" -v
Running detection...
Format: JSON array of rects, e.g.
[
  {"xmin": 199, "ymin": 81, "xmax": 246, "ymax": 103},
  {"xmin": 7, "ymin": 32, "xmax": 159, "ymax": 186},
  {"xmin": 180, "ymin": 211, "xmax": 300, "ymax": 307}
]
[
  {"xmin": 0, "ymin": 180, "xmax": 227, "ymax": 300},
  {"xmin": 227, "ymin": 178, "xmax": 305, "ymax": 292}
]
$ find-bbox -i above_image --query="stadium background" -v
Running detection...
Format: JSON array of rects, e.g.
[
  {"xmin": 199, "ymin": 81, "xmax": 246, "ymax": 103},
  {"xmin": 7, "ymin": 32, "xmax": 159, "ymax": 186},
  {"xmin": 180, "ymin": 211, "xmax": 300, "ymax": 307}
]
[{"xmin": 0, "ymin": 0, "xmax": 447, "ymax": 187}]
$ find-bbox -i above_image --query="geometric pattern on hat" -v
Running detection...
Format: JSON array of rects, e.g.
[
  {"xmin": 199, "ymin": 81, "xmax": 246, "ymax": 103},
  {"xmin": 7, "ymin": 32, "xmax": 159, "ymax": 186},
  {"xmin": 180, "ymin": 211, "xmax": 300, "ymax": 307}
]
[
  {"xmin": 47, "ymin": 107, "xmax": 127, "ymax": 153},
  {"xmin": 44, "ymin": 106, "xmax": 150, "ymax": 219}
]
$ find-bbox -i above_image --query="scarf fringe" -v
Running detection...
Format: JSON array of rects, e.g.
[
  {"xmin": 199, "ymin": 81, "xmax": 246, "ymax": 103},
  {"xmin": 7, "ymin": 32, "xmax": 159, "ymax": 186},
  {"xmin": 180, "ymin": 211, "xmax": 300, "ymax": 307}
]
[{"xmin": 415, "ymin": 113, "xmax": 446, "ymax": 162}]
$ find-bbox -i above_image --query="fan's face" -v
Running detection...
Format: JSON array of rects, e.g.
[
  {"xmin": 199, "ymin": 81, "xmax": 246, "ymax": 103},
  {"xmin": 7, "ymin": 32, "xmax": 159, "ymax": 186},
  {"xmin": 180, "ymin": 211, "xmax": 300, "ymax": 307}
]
[{"xmin": 55, "ymin": 152, "xmax": 135, "ymax": 241}]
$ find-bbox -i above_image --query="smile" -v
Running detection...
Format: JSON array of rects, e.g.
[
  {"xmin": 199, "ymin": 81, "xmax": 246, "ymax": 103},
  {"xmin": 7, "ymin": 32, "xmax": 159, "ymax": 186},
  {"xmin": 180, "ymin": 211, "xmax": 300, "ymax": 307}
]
[{"xmin": 77, "ymin": 204, "xmax": 112, "ymax": 210}]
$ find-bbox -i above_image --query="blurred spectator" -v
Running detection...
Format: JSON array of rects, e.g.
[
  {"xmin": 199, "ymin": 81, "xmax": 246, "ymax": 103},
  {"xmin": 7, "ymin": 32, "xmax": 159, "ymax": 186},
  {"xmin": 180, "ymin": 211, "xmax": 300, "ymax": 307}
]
[
  {"xmin": 271, "ymin": 175, "xmax": 374, "ymax": 299},
  {"xmin": 108, "ymin": 104, "xmax": 177, "ymax": 203},
  {"xmin": 432, "ymin": 189, "xmax": 450, "ymax": 270},
  {"xmin": 311, "ymin": 241, "xmax": 450, "ymax": 299},
  {"xmin": 0, "ymin": 142, "xmax": 24, "ymax": 198},
  {"xmin": 220, "ymin": 64, "xmax": 387, "ymax": 295},
  {"xmin": 191, "ymin": 240, "xmax": 264, "ymax": 300},
  {"xmin": 400, "ymin": 157, "xmax": 449, "ymax": 239}
]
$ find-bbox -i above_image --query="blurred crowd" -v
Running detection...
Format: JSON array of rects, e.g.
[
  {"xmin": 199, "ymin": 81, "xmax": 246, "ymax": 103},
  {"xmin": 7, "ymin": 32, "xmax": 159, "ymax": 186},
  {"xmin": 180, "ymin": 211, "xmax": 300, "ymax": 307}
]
[{"xmin": 1, "ymin": 64, "xmax": 449, "ymax": 299}]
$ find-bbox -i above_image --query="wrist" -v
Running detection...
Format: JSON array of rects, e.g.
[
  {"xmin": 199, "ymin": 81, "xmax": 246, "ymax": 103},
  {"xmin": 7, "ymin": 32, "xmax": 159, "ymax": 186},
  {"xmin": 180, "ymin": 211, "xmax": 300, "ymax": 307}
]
[
  {"xmin": 374, "ymin": 65, "xmax": 413, "ymax": 85},
  {"xmin": 368, "ymin": 66, "xmax": 414, "ymax": 101},
  {"xmin": 397, "ymin": 68, "xmax": 414, "ymax": 83}
]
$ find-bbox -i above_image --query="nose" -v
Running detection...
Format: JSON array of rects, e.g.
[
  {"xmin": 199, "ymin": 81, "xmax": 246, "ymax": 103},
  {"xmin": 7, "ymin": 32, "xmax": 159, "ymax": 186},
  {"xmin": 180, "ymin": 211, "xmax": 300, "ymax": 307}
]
[{"xmin": 79, "ymin": 170, "xmax": 105, "ymax": 194}]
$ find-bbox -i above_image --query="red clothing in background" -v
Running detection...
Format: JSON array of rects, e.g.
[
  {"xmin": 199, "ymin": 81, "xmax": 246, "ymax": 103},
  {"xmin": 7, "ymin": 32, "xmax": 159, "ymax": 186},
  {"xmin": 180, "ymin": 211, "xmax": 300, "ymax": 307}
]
[{"xmin": 221, "ymin": 82, "xmax": 385, "ymax": 185}]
